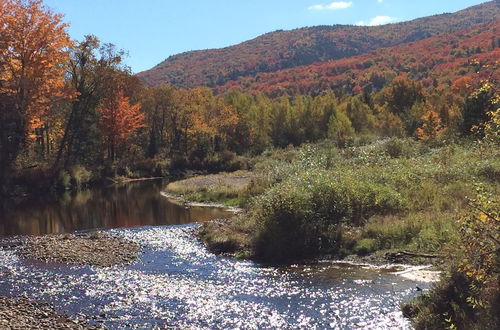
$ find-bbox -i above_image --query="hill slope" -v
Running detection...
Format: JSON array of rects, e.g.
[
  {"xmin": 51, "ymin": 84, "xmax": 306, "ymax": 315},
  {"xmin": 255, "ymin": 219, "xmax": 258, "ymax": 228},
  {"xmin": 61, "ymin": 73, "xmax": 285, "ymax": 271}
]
[
  {"xmin": 138, "ymin": 1, "xmax": 499, "ymax": 88},
  {"xmin": 216, "ymin": 21, "xmax": 500, "ymax": 97}
]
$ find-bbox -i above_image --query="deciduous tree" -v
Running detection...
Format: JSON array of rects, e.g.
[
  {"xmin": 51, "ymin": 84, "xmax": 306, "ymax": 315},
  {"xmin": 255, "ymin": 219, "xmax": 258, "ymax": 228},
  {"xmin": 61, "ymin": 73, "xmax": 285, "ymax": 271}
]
[
  {"xmin": 0, "ymin": 0, "xmax": 72, "ymax": 190},
  {"xmin": 98, "ymin": 91, "xmax": 144, "ymax": 161}
]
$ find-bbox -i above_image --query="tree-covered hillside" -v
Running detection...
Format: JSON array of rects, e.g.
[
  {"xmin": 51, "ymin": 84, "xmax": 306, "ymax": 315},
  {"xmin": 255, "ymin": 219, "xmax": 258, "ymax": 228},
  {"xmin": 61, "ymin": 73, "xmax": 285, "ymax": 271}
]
[
  {"xmin": 137, "ymin": 1, "xmax": 499, "ymax": 88},
  {"xmin": 216, "ymin": 21, "xmax": 500, "ymax": 97}
]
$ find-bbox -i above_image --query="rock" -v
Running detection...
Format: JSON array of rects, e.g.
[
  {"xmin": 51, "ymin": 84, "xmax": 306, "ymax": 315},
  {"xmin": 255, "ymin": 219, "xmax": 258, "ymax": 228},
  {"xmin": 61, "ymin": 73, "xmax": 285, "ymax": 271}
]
[
  {"xmin": 0, "ymin": 296, "xmax": 88, "ymax": 329},
  {"xmin": 20, "ymin": 232, "xmax": 141, "ymax": 267}
]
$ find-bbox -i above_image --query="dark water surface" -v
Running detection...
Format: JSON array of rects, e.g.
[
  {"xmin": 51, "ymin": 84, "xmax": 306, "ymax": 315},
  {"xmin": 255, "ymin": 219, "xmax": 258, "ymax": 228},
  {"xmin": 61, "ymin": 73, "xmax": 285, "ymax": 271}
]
[
  {"xmin": 0, "ymin": 181, "xmax": 429, "ymax": 329},
  {"xmin": 0, "ymin": 180, "xmax": 233, "ymax": 237}
]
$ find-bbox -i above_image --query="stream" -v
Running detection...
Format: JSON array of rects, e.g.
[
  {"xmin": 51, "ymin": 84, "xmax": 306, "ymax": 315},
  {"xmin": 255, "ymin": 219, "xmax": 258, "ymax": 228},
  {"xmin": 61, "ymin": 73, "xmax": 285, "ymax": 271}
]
[{"xmin": 0, "ymin": 181, "xmax": 430, "ymax": 329}]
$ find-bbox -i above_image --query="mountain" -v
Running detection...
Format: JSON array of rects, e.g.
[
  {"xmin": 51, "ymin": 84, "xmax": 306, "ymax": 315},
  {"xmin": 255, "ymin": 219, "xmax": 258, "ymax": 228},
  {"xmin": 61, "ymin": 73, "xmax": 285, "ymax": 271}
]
[
  {"xmin": 137, "ymin": 1, "xmax": 499, "ymax": 89},
  {"xmin": 215, "ymin": 21, "xmax": 499, "ymax": 97}
]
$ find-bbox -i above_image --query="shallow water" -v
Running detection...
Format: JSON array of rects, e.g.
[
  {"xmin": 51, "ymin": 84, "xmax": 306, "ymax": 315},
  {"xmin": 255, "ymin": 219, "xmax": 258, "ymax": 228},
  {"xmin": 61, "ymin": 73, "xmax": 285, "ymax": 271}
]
[
  {"xmin": 0, "ymin": 182, "xmax": 428, "ymax": 328},
  {"xmin": 0, "ymin": 180, "xmax": 233, "ymax": 236}
]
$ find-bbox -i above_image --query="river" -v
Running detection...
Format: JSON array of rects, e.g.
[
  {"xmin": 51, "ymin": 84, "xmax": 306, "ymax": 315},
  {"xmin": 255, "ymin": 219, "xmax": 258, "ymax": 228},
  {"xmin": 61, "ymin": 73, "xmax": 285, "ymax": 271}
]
[{"xmin": 0, "ymin": 181, "xmax": 429, "ymax": 328}]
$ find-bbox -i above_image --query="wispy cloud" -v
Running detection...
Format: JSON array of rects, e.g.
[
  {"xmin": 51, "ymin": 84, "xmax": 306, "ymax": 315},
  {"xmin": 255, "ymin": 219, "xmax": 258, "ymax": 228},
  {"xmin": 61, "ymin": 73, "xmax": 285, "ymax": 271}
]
[
  {"xmin": 377, "ymin": 0, "xmax": 383, "ymax": 3},
  {"xmin": 308, "ymin": 2, "xmax": 353, "ymax": 11},
  {"xmin": 356, "ymin": 15, "xmax": 396, "ymax": 26}
]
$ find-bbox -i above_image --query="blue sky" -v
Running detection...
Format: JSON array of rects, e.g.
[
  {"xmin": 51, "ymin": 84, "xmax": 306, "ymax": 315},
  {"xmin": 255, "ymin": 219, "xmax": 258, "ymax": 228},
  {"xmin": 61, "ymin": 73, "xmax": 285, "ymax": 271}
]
[{"xmin": 43, "ymin": 0, "xmax": 489, "ymax": 73}]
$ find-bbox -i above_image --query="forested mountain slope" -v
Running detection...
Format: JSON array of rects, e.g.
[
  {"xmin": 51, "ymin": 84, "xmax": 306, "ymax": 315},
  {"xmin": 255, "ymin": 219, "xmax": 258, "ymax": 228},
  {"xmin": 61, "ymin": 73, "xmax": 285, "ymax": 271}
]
[
  {"xmin": 216, "ymin": 21, "xmax": 500, "ymax": 97},
  {"xmin": 137, "ymin": 1, "xmax": 499, "ymax": 88}
]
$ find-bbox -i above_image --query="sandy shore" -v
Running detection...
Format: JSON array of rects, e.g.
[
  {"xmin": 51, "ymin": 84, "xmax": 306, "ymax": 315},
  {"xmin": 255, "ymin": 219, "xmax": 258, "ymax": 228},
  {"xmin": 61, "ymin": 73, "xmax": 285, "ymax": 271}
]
[{"xmin": 161, "ymin": 191, "xmax": 244, "ymax": 214}]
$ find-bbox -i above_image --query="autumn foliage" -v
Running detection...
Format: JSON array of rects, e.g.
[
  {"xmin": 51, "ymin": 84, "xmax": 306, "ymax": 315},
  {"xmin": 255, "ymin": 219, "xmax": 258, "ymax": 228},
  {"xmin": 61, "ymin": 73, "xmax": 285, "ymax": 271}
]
[
  {"xmin": 0, "ymin": 0, "xmax": 72, "ymax": 187},
  {"xmin": 0, "ymin": 0, "xmax": 72, "ymax": 130},
  {"xmin": 0, "ymin": 0, "xmax": 498, "ymax": 191},
  {"xmin": 98, "ymin": 90, "xmax": 144, "ymax": 160},
  {"xmin": 215, "ymin": 21, "xmax": 499, "ymax": 97},
  {"xmin": 138, "ymin": 2, "xmax": 499, "ymax": 88},
  {"xmin": 416, "ymin": 110, "xmax": 445, "ymax": 141}
]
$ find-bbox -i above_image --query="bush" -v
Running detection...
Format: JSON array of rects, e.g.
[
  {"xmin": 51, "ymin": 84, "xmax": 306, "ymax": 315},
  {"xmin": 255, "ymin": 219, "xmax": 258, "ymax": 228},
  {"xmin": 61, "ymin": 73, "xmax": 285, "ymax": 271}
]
[
  {"xmin": 407, "ymin": 186, "xmax": 499, "ymax": 330},
  {"xmin": 70, "ymin": 165, "xmax": 92, "ymax": 189},
  {"xmin": 133, "ymin": 158, "xmax": 170, "ymax": 177},
  {"xmin": 249, "ymin": 170, "xmax": 407, "ymax": 262},
  {"xmin": 199, "ymin": 138, "xmax": 498, "ymax": 264},
  {"xmin": 354, "ymin": 238, "xmax": 378, "ymax": 256},
  {"xmin": 170, "ymin": 155, "xmax": 189, "ymax": 172},
  {"xmin": 364, "ymin": 212, "xmax": 458, "ymax": 252},
  {"xmin": 57, "ymin": 170, "xmax": 71, "ymax": 190},
  {"xmin": 383, "ymin": 137, "xmax": 422, "ymax": 158},
  {"xmin": 408, "ymin": 269, "xmax": 499, "ymax": 330}
]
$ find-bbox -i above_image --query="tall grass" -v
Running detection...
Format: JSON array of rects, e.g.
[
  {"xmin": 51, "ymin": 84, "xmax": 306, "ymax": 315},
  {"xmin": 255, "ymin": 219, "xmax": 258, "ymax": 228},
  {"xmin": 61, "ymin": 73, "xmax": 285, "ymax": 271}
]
[{"xmin": 200, "ymin": 138, "xmax": 499, "ymax": 262}]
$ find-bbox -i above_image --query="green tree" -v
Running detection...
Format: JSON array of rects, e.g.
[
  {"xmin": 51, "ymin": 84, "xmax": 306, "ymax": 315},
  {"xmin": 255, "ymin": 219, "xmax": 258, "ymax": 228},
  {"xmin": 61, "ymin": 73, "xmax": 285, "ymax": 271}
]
[
  {"xmin": 344, "ymin": 96, "xmax": 377, "ymax": 134},
  {"xmin": 462, "ymin": 81, "xmax": 498, "ymax": 135},
  {"xmin": 328, "ymin": 107, "xmax": 354, "ymax": 146},
  {"xmin": 54, "ymin": 35, "xmax": 131, "ymax": 168}
]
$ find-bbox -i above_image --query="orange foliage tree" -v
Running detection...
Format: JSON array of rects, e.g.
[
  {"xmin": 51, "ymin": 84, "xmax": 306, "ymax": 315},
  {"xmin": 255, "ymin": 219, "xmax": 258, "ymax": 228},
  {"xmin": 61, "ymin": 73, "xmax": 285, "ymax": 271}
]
[
  {"xmin": 416, "ymin": 109, "xmax": 445, "ymax": 141},
  {"xmin": 98, "ymin": 91, "xmax": 145, "ymax": 161},
  {"xmin": 0, "ymin": 0, "xmax": 72, "ymax": 184}
]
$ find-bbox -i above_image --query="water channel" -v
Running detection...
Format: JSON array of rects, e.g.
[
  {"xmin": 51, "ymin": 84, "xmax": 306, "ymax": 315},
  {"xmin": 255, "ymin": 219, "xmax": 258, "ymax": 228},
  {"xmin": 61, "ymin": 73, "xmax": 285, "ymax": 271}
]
[{"xmin": 0, "ymin": 181, "xmax": 429, "ymax": 328}]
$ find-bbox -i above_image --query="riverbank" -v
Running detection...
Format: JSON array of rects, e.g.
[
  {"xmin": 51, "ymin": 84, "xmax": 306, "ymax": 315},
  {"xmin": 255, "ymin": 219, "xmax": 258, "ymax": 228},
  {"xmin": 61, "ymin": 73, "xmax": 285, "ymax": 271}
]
[
  {"xmin": 197, "ymin": 139, "xmax": 499, "ymax": 262},
  {"xmin": 164, "ymin": 171, "xmax": 252, "ymax": 207},
  {"xmin": 191, "ymin": 139, "xmax": 498, "ymax": 329},
  {"xmin": 161, "ymin": 192, "xmax": 244, "ymax": 214},
  {"xmin": 21, "ymin": 232, "xmax": 140, "ymax": 267},
  {"xmin": 0, "ymin": 296, "xmax": 89, "ymax": 329}
]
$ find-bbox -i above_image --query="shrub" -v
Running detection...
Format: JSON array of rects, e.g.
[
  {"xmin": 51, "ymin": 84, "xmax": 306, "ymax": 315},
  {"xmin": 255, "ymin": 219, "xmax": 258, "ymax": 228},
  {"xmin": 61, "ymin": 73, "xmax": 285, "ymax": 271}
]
[
  {"xmin": 383, "ymin": 137, "xmax": 421, "ymax": 158},
  {"xmin": 70, "ymin": 165, "xmax": 92, "ymax": 189},
  {"xmin": 354, "ymin": 238, "xmax": 378, "ymax": 256},
  {"xmin": 199, "ymin": 138, "xmax": 498, "ymax": 264},
  {"xmin": 249, "ymin": 170, "xmax": 407, "ymax": 262},
  {"xmin": 408, "ymin": 268, "xmax": 499, "ymax": 330},
  {"xmin": 170, "ymin": 155, "xmax": 189, "ymax": 172},
  {"xmin": 477, "ymin": 159, "xmax": 500, "ymax": 182},
  {"xmin": 133, "ymin": 158, "xmax": 170, "ymax": 177},
  {"xmin": 407, "ymin": 186, "xmax": 499, "ymax": 330},
  {"xmin": 364, "ymin": 212, "xmax": 458, "ymax": 252},
  {"xmin": 57, "ymin": 170, "xmax": 71, "ymax": 190}
]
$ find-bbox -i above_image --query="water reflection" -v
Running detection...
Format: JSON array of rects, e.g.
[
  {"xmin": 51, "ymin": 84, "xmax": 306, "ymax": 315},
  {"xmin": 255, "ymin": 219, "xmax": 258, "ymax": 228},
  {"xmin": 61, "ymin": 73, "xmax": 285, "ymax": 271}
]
[{"xmin": 0, "ymin": 180, "xmax": 233, "ymax": 237}]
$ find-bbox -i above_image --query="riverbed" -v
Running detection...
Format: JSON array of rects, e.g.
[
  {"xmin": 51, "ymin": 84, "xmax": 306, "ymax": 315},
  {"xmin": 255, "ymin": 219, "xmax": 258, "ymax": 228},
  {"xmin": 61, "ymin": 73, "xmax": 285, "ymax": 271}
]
[{"xmin": 0, "ymin": 181, "xmax": 431, "ymax": 328}]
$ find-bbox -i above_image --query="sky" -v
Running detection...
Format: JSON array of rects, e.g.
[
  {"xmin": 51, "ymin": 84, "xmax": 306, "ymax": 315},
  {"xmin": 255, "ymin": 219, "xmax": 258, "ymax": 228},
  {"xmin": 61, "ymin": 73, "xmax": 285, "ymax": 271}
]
[{"xmin": 43, "ymin": 0, "xmax": 489, "ymax": 74}]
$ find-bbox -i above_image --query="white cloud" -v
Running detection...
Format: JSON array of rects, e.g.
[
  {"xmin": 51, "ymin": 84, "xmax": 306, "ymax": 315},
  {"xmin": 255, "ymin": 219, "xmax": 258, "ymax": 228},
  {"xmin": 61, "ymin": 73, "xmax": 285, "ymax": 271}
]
[
  {"xmin": 377, "ymin": 0, "xmax": 383, "ymax": 3},
  {"xmin": 356, "ymin": 15, "xmax": 396, "ymax": 26},
  {"xmin": 308, "ymin": 2, "xmax": 353, "ymax": 11},
  {"xmin": 369, "ymin": 15, "xmax": 395, "ymax": 25}
]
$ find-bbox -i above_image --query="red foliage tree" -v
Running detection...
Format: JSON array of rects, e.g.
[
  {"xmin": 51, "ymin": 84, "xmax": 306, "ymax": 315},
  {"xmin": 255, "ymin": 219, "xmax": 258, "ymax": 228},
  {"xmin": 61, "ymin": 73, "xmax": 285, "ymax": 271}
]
[{"xmin": 98, "ymin": 91, "xmax": 145, "ymax": 161}]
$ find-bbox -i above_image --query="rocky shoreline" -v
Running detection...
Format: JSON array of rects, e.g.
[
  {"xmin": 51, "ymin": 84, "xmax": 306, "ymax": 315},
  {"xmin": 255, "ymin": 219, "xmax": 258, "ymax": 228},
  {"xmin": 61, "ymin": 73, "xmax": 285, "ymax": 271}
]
[
  {"xmin": 0, "ymin": 296, "xmax": 92, "ymax": 329},
  {"xmin": 21, "ymin": 231, "xmax": 141, "ymax": 267}
]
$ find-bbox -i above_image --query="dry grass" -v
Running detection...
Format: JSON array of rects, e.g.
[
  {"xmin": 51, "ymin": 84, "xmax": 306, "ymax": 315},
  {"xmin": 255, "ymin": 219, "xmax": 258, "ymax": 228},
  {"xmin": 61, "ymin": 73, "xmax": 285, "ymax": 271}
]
[{"xmin": 165, "ymin": 171, "xmax": 252, "ymax": 206}]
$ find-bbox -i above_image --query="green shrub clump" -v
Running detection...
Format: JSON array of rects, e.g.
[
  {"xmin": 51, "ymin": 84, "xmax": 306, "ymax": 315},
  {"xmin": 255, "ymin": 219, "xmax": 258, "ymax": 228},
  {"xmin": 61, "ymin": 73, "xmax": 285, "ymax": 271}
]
[
  {"xmin": 200, "ymin": 138, "xmax": 498, "ymax": 264},
  {"xmin": 249, "ymin": 170, "xmax": 406, "ymax": 262}
]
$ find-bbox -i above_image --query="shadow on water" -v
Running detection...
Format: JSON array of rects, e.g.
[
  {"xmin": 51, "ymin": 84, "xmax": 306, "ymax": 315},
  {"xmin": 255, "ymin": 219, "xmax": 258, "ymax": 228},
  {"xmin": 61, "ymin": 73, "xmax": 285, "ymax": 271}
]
[{"xmin": 0, "ymin": 180, "xmax": 233, "ymax": 237}]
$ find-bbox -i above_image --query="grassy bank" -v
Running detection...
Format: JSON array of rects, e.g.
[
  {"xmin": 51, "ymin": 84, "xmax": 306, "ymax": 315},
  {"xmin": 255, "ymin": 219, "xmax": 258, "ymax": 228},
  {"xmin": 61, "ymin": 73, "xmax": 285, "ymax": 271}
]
[
  {"xmin": 164, "ymin": 171, "xmax": 253, "ymax": 207},
  {"xmin": 199, "ymin": 137, "xmax": 498, "ymax": 262},
  {"xmin": 196, "ymin": 137, "xmax": 499, "ymax": 328}
]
